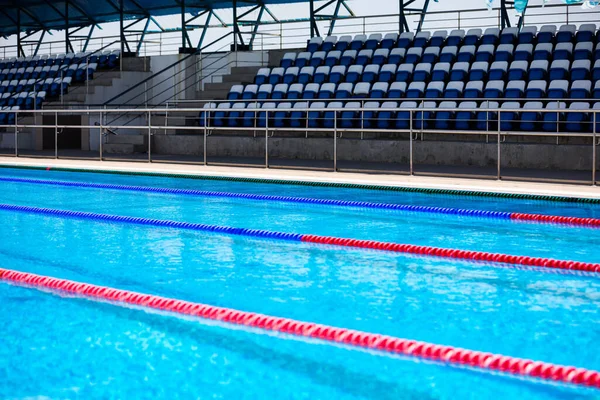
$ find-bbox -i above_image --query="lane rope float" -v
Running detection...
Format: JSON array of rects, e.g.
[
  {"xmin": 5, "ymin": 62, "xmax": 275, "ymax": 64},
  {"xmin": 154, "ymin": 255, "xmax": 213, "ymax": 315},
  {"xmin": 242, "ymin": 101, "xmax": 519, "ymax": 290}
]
[
  {"xmin": 1, "ymin": 267, "xmax": 599, "ymax": 390},
  {"xmin": 1, "ymin": 163, "xmax": 600, "ymax": 204},
  {"xmin": 0, "ymin": 203, "xmax": 599, "ymax": 273},
  {"xmin": 1, "ymin": 176, "xmax": 599, "ymax": 228}
]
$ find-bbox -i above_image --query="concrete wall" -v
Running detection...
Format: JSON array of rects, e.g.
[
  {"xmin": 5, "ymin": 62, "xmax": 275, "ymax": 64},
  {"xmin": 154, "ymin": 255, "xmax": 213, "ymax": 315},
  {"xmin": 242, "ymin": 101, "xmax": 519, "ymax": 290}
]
[{"xmin": 151, "ymin": 134, "xmax": 596, "ymax": 171}]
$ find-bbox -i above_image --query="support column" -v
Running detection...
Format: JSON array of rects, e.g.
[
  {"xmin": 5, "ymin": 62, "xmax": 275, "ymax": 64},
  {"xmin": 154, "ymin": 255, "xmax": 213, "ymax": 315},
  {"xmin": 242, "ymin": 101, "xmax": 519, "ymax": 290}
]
[
  {"xmin": 309, "ymin": 0, "xmax": 316, "ymax": 38},
  {"xmin": 65, "ymin": 0, "xmax": 71, "ymax": 53},
  {"xmin": 120, "ymin": 0, "xmax": 125, "ymax": 55},
  {"xmin": 16, "ymin": 8, "xmax": 23, "ymax": 57}
]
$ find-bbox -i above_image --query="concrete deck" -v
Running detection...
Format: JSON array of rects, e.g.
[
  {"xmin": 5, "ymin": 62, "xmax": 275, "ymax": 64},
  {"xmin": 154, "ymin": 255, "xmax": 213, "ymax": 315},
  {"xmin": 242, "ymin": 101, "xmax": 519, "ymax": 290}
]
[{"xmin": 0, "ymin": 156, "xmax": 598, "ymax": 200}]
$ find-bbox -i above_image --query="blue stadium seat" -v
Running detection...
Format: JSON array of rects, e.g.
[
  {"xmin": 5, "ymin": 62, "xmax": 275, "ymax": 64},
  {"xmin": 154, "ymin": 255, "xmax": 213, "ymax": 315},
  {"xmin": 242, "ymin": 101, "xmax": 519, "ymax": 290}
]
[
  {"xmin": 272, "ymin": 84, "xmax": 289, "ymax": 100},
  {"xmin": 525, "ymin": 80, "xmax": 547, "ymax": 99},
  {"xmin": 595, "ymin": 43, "xmax": 600, "ymax": 61},
  {"xmin": 283, "ymin": 67, "xmax": 299, "ymax": 85},
  {"xmin": 464, "ymin": 28, "xmax": 482, "ymax": 46},
  {"xmin": 430, "ymin": 30, "xmax": 447, "ymax": 47},
  {"xmin": 495, "ymin": 44, "xmax": 514, "ymax": 62},
  {"xmin": 256, "ymin": 102, "xmax": 276, "ymax": 128},
  {"xmin": 405, "ymin": 47, "xmax": 423, "ymax": 64},
  {"xmin": 336, "ymin": 82, "xmax": 353, "ymax": 99},
  {"xmin": 396, "ymin": 101, "xmax": 417, "ymax": 129},
  {"xmin": 444, "ymin": 82, "xmax": 464, "ymax": 98},
  {"xmin": 528, "ymin": 60, "xmax": 549, "ymax": 81},
  {"xmin": 413, "ymin": 32, "xmax": 431, "ymax": 48},
  {"xmin": 396, "ymin": 64, "xmax": 414, "ymax": 81},
  {"xmin": 431, "ymin": 62, "xmax": 450, "ymax": 81},
  {"xmin": 324, "ymin": 50, "xmax": 341, "ymax": 67},
  {"xmin": 576, "ymin": 23, "xmax": 596, "ymax": 43},
  {"xmin": 537, "ymin": 25, "xmax": 557, "ymax": 44},
  {"xmin": 549, "ymin": 60, "xmax": 570, "ymax": 81},
  {"xmin": 425, "ymin": 82, "xmax": 444, "ymax": 98},
  {"xmin": 323, "ymin": 101, "xmax": 343, "ymax": 128},
  {"xmin": 310, "ymin": 51, "xmax": 326, "ymax": 67},
  {"xmin": 571, "ymin": 60, "xmax": 591, "ymax": 81},
  {"xmin": 378, "ymin": 64, "xmax": 396, "ymax": 83},
  {"xmin": 298, "ymin": 66, "xmax": 315, "ymax": 84},
  {"xmin": 362, "ymin": 64, "xmax": 380, "ymax": 83},
  {"xmin": 450, "ymin": 62, "xmax": 469, "ymax": 81},
  {"xmin": 307, "ymin": 102, "xmax": 325, "ymax": 128},
  {"xmin": 422, "ymin": 47, "xmax": 440, "ymax": 64},
  {"xmin": 317, "ymin": 83, "xmax": 336, "ymax": 100},
  {"xmin": 321, "ymin": 36, "xmax": 337, "ymax": 53},
  {"xmin": 268, "ymin": 67, "xmax": 284, "ymax": 85},
  {"xmin": 514, "ymin": 44, "xmax": 533, "ymax": 62},
  {"xmin": 542, "ymin": 102, "xmax": 566, "ymax": 132},
  {"xmin": 475, "ymin": 44, "xmax": 495, "ymax": 63},
  {"xmin": 412, "ymin": 63, "xmax": 432, "ymax": 82},
  {"xmin": 397, "ymin": 32, "xmax": 414, "ymax": 49},
  {"xmin": 356, "ymin": 49, "xmax": 373, "ymax": 66},
  {"xmin": 350, "ymin": 35, "xmax": 367, "ymax": 51},
  {"xmin": 594, "ymin": 81, "xmax": 600, "ymax": 99},
  {"xmin": 362, "ymin": 101, "xmax": 380, "ymax": 128},
  {"xmin": 335, "ymin": 36, "xmax": 352, "ymax": 52},
  {"xmin": 483, "ymin": 80, "xmax": 504, "ymax": 99},
  {"xmin": 295, "ymin": 52, "xmax": 311, "ymax": 68},
  {"xmin": 457, "ymin": 45, "xmax": 476, "ymax": 63},
  {"xmin": 468, "ymin": 61, "xmax": 488, "ymax": 81},
  {"xmin": 574, "ymin": 42, "xmax": 594, "ymax": 61},
  {"xmin": 447, "ymin": 29, "xmax": 465, "ymax": 47},
  {"xmin": 533, "ymin": 43, "xmax": 553, "ymax": 61},
  {"xmin": 257, "ymin": 84, "xmax": 273, "ymax": 100},
  {"xmin": 388, "ymin": 82, "xmax": 407, "ymax": 99},
  {"xmin": 594, "ymin": 103, "xmax": 600, "ymax": 132},
  {"xmin": 439, "ymin": 46, "xmax": 458, "ymax": 63},
  {"xmin": 307, "ymin": 37, "xmax": 323, "ymax": 53},
  {"xmin": 414, "ymin": 101, "xmax": 436, "ymax": 130},
  {"xmin": 377, "ymin": 101, "xmax": 397, "ymax": 129},
  {"xmin": 507, "ymin": 61, "xmax": 528, "ymax": 81},
  {"xmin": 372, "ymin": 49, "xmax": 389, "ymax": 66},
  {"xmin": 482, "ymin": 27, "xmax": 500, "ymax": 45},
  {"xmin": 464, "ymin": 81, "xmax": 484, "ymax": 98},
  {"xmin": 488, "ymin": 61, "xmax": 508, "ymax": 80},
  {"xmin": 518, "ymin": 26, "xmax": 537, "ymax": 44},
  {"xmin": 346, "ymin": 65, "xmax": 363, "ymax": 84},
  {"xmin": 227, "ymin": 102, "xmax": 246, "ymax": 127},
  {"xmin": 273, "ymin": 102, "xmax": 292, "ymax": 128},
  {"xmin": 455, "ymin": 101, "xmax": 478, "ymax": 130},
  {"xmin": 365, "ymin": 34, "xmax": 383, "ymax": 50},
  {"xmin": 380, "ymin": 33, "xmax": 399, "ymax": 50},
  {"xmin": 330, "ymin": 65, "xmax": 346, "ymax": 84},
  {"xmin": 213, "ymin": 103, "xmax": 230, "ymax": 127},
  {"xmin": 593, "ymin": 60, "xmax": 600, "ymax": 81},
  {"xmin": 520, "ymin": 101, "xmax": 543, "ymax": 131},
  {"xmin": 287, "ymin": 83, "xmax": 304, "ymax": 100},
  {"xmin": 388, "ymin": 48, "xmax": 406, "ymax": 65},
  {"xmin": 500, "ymin": 27, "xmax": 518, "ymax": 45},
  {"xmin": 290, "ymin": 102, "xmax": 308, "ymax": 128},
  {"xmin": 340, "ymin": 102, "xmax": 361, "ymax": 128},
  {"xmin": 340, "ymin": 50, "xmax": 357, "ymax": 67},
  {"xmin": 406, "ymin": 82, "xmax": 425, "ymax": 99},
  {"xmin": 313, "ymin": 66, "xmax": 330, "ymax": 84},
  {"xmin": 547, "ymin": 80, "xmax": 569, "ymax": 99},
  {"xmin": 303, "ymin": 83, "xmax": 320, "ymax": 99},
  {"xmin": 566, "ymin": 103, "xmax": 591, "ymax": 132},
  {"xmin": 353, "ymin": 82, "xmax": 371, "ymax": 98},
  {"xmin": 435, "ymin": 101, "xmax": 456, "ymax": 129},
  {"xmin": 556, "ymin": 24, "xmax": 576, "ymax": 43},
  {"xmin": 505, "ymin": 81, "xmax": 525, "ymax": 99},
  {"xmin": 280, "ymin": 53, "xmax": 296, "ymax": 69},
  {"xmin": 371, "ymin": 82, "xmax": 389, "ymax": 99},
  {"xmin": 554, "ymin": 43, "xmax": 573, "ymax": 61},
  {"xmin": 500, "ymin": 102, "xmax": 520, "ymax": 131},
  {"xmin": 570, "ymin": 80, "xmax": 592, "ymax": 99}
]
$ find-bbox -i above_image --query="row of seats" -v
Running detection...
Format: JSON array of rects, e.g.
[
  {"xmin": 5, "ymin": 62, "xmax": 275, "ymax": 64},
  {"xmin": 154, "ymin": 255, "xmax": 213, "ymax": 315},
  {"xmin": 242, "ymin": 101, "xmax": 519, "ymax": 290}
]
[
  {"xmin": 282, "ymin": 41, "xmax": 600, "ymax": 70},
  {"xmin": 0, "ymin": 63, "xmax": 97, "ymax": 82},
  {"xmin": 228, "ymin": 79, "xmax": 600, "ymax": 101},
  {"xmin": 301, "ymin": 24, "xmax": 600, "ymax": 55},
  {"xmin": 198, "ymin": 101, "xmax": 600, "ymax": 133},
  {"xmin": 0, "ymin": 106, "xmax": 19, "ymax": 125},
  {"xmin": 0, "ymin": 50, "xmax": 120, "ymax": 70}
]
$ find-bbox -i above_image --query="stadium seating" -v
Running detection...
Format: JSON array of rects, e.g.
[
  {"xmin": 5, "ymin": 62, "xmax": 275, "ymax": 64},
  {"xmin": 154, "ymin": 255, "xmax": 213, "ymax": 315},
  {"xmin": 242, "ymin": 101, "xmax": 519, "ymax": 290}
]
[{"xmin": 219, "ymin": 24, "xmax": 600, "ymax": 133}]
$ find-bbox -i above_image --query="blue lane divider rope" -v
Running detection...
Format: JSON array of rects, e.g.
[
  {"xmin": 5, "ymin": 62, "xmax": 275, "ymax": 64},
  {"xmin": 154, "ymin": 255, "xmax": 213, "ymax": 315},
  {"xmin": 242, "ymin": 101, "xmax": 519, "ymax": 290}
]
[
  {"xmin": 0, "ymin": 203, "xmax": 303, "ymax": 242},
  {"xmin": 0, "ymin": 176, "xmax": 513, "ymax": 220}
]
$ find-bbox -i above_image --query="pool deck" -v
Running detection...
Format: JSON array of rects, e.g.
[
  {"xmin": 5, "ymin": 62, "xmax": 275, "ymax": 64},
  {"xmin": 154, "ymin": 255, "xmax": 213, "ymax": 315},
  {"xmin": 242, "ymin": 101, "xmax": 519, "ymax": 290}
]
[{"xmin": 0, "ymin": 156, "xmax": 598, "ymax": 200}]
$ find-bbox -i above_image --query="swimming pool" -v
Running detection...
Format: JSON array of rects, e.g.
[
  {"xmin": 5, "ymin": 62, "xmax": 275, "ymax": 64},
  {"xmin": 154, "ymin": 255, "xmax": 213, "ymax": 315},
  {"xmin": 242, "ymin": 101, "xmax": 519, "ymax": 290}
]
[{"xmin": 1, "ymin": 166, "xmax": 600, "ymax": 399}]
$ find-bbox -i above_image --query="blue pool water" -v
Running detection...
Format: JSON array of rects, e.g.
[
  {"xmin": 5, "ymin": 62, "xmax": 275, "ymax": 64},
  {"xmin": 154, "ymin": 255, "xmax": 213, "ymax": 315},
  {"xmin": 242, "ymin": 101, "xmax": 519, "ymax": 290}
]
[{"xmin": 1, "ymin": 166, "xmax": 600, "ymax": 399}]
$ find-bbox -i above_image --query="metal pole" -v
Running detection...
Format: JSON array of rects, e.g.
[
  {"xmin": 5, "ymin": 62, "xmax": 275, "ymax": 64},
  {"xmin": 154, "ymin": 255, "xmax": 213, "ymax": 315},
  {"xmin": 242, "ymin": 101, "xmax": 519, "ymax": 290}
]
[
  {"xmin": 409, "ymin": 110, "xmax": 413, "ymax": 175},
  {"xmin": 148, "ymin": 110, "xmax": 152, "ymax": 162},
  {"xmin": 265, "ymin": 110, "xmax": 269, "ymax": 168},
  {"xmin": 497, "ymin": 110, "xmax": 501, "ymax": 180},
  {"xmin": 203, "ymin": 110, "xmax": 208, "ymax": 165},
  {"xmin": 14, "ymin": 110, "xmax": 18, "ymax": 157},
  {"xmin": 60, "ymin": 70, "xmax": 64, "ymax": 104},
  {"xmin": 55, "ymin": 111, "xmax": 58, "ymax": 159},
  {"xmin": 165, "ymin": 102, "xmax": 169, "ymax": 134},
  {"xmin": 333, "ymin": 111, "xmax": 337, "ymax": 172},
  {"xmin": 593, "ymin": 112, "xmax": 597, "ymax": 186},
  {"xmin": 86, "ymin": 57, "xmax": 89, "ymax": 101},
  {"xmin": 99, "ymin": 111, "xmax": 103, "ymax": 161}
]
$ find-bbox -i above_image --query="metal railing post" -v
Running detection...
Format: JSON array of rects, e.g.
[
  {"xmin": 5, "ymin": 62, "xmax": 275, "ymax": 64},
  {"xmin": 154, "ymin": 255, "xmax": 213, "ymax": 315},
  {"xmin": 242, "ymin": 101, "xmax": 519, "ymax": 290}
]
[
  {"xmin": 148, "ymin": 110, "xmax": 152, "ymax": 162},
  {"xmin": 165, "ymin": 102, "xmax": 169, "ymax": 134},
  {"xmin": 593, "ymin": 111, "xmax": 597, "ymax": 186},
  {"xmin": 203, "ymin": 110, "xmax": 208, "ymax": 165},
  {"xmin": 14, "ymin": 110, "xmax": 18, "ymax": 157},
  {"xmin": 409, "ymin": 110, "xmax": 413, "ymax": 175},
  {"xmin": 55, "ymin": 111, "xmax": 58, "ymax": 159},
  {"xmin": 265, "ymin": 110, "xmax": 269, "ymax": 168},
  {"xmin": 60, "ymin": 70, "xmax": 64, "ymax": 105},
  {"xmin": 86, "ymin": 57, "xmax": 89, "ymax": 100},
  {"xmin": 99, "ymin": 111, "xmax": 104, "ymax": 161},
  {"xmin": 497, "ymin": 110, "xmax": 501, "ymax": 180},
  {"xmin": 333, "ymin": 111, "xmax": 337, "ymax": 172}
]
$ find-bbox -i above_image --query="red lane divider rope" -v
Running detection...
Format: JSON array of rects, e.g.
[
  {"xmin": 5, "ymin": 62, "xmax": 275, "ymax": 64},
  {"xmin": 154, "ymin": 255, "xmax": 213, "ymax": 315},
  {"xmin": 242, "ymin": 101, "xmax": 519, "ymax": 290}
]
[
  {"xmin": 510, "ymin": 213, "xmax": 600, "ymax": 227},
  {"xmin": 1, "ymin": 267, "xmax": 599, "ymax": 390}
]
